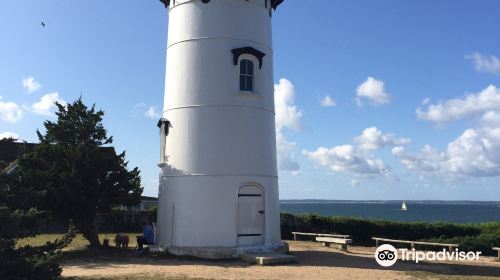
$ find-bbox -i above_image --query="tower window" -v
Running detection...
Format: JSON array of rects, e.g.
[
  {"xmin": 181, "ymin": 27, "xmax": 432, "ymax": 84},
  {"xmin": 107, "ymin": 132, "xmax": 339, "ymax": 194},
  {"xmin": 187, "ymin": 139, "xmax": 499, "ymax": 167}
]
[{"xmin": 240, "ymin": 59, "xmax": 254, "ymax": 92}]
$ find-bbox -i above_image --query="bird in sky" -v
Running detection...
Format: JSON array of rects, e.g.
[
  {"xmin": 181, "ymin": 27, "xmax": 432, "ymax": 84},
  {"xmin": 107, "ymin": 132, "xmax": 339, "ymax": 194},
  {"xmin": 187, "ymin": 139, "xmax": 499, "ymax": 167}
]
[{"xmin": 41, "ymin": 21, "xmax": 45, "ymax": 27}]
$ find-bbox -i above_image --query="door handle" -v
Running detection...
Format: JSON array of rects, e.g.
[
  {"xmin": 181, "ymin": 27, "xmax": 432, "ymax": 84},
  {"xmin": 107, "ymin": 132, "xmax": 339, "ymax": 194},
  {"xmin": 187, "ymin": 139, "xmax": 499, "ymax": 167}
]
[{"xmin": 258, "ymin": 210, "xmax": 264, "ymax": 214}]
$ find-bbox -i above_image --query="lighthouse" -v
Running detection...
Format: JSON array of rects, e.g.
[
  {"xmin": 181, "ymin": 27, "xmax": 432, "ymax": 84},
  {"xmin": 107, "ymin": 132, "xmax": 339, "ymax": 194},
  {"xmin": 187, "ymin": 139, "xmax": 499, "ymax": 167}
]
[{"xmin": 155, "ymin": 0, "xmax": 285, "ymax": 258}]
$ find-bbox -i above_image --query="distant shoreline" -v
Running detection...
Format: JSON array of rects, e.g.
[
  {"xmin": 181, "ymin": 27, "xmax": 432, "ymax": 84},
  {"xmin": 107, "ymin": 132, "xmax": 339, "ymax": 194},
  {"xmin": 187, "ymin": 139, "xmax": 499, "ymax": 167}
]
[
  {"xmin": 280, "ymin": 199, "xmax": 500, "ymax": 203},
  {"xmin": 279, "ymin": 200, "xmax": 500, "ymax": 224}
]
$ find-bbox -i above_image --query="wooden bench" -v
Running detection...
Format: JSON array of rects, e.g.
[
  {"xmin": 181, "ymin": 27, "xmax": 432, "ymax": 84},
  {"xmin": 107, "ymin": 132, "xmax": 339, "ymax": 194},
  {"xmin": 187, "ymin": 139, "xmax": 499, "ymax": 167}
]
[
  {"xmin": 316, "ymin": 237, "xmax": 353, "ymax": 252},
  {"xmin": 290, "ymin": 232, "xmax": 353, "ymax": 252},
  {"xmin": 493, "ymin": 247, "xmax": 500, "ymax": 261},
  {"xmin": 292, "ymin": 231, "xmax": 350, "ymax": 241},
  {"xmin": 372, "ymin": 237, "xmax": 458, "ymax": 251}
]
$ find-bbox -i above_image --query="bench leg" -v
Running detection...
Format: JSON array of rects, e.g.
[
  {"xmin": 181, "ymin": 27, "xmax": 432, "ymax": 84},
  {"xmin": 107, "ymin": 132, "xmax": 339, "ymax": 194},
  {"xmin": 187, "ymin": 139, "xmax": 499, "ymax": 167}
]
[
  {"xmin": 498, "ymin": 251, "xmax": 500, "ymax": 261},
  {"xmin": 293, "ymin": 233, "xmax": 297, "ymax": 241},
  {"xmin": 411, "ymin": 243, "xmax": 415, "ymax": 250},
  {"xmin": 375, "ymin": 240, "xmax": 379, "ymax": 247},
  {"xmin": 448, "ymin": 246, "xmax": 454, "ymax": 252},
  {"xmin": 340, "ymin": 244, "xmax": 348, "ymax": 252},
  {"xmin": 323, "ymin": 242, "xmax": 330, "ymax": 247}
]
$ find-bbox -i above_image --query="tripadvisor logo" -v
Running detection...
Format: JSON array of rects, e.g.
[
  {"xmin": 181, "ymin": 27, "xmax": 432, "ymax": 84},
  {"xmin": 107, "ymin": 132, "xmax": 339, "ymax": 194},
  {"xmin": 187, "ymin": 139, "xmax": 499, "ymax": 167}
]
[
  {"xmin": 375, "ymin": 244, "xmax": 482, "ymax": 267},
  {"xmin": 375, "ymin": 244, "xmax": 398, "ymax": 267}
]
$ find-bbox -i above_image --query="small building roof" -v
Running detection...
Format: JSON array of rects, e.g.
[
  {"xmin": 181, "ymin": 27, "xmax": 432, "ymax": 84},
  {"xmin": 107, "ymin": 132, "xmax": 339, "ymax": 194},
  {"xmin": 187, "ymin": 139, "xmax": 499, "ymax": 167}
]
[
  {"xmin": 0, "ymin": 141, "xmax": 36, "ymax": 164},
  {"xmin": 141, "ymin": 196, "xmax": 159, "ymax": 201},
  {"xmin": 0, "ymin": 140, "xmax": 117, "ymax": 174}
]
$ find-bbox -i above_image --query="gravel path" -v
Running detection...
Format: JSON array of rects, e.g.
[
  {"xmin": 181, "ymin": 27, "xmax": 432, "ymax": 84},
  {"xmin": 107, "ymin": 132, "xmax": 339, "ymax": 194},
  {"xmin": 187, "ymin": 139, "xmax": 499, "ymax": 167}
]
[{"xmin": 62, "ymin": 241, "xmax": 500, "ymax": 280}]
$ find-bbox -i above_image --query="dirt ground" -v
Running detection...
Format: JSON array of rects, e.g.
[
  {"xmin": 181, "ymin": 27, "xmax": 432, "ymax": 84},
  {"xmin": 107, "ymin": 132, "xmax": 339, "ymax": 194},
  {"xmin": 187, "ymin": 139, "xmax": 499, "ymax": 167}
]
[{"xmin": 61, "ymin": 241, "xmax": 500, "ymax": 280}]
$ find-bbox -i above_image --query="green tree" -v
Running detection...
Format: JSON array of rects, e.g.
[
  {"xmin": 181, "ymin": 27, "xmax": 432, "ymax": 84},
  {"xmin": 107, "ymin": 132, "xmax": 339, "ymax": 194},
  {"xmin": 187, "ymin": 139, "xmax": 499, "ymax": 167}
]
[
  {"xmin": 14, "ymin": 98, "xmax": 143, "ymax": 248},
  {"xmin": 0, "ymin": 167, "xmax": 75, "ymax": 280}
]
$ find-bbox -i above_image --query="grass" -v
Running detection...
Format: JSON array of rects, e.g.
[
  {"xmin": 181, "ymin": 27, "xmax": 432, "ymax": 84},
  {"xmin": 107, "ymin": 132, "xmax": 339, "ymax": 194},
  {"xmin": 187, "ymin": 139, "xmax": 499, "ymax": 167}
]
[
  {"xmin": 16, "ymin": 233, "xmax": 194, "ymax": 262},
  {"xmin": 17, "ymin": 233, "xmax": 141, "ymax": 250},
  {"xmin": 16, "ymin": 233, "xmax": 155, "ymax": 261}
]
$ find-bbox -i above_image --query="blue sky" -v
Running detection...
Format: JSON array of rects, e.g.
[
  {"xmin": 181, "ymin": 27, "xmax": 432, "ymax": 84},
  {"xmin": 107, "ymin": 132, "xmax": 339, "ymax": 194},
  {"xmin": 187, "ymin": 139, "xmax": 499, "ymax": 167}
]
[{"xmin": 1, "ymin": 0, "xmax": 499, "ymax": 200}]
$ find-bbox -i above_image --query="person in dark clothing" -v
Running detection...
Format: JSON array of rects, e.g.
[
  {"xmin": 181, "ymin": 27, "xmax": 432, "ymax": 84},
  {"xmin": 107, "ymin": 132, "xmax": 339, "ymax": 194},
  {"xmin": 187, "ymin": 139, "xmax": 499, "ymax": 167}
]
[{"xmin": 136, "ymin": 221, "xmax": 154, "ymax": 251}]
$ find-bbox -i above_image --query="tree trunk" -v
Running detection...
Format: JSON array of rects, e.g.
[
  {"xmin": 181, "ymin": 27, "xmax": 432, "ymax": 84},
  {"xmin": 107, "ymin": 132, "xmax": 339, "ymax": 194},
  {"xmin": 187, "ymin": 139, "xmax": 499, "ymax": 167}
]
[{"xmin": 79, "ymin": 220, "xmax": 101, "ymax": 248}]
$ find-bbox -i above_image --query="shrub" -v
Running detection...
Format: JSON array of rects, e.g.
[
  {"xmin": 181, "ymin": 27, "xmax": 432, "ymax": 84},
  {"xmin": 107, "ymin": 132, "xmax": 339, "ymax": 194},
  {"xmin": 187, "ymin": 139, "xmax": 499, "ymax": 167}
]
[
  {"xmin": 0, "ymin": 207, "xmax": 75, "ymax": 280},
  {"xmin": 426, "ymin": 223, "xmax": 500, "ymax": 255}
]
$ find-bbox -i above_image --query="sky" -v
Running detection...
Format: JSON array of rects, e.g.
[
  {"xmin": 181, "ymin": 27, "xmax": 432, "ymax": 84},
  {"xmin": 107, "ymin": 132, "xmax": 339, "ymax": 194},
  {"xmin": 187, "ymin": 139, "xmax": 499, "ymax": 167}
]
[{"xmin": 1, "ymin": 0, "xmax": 500, "ymax": 200}]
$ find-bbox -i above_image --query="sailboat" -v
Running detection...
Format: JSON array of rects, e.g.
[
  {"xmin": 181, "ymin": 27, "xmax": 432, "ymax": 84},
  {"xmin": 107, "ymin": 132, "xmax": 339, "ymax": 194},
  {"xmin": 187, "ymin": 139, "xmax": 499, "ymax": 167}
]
[{"xmin": 401, "ymin": 201, "xmax": 408, "ymax": 211}]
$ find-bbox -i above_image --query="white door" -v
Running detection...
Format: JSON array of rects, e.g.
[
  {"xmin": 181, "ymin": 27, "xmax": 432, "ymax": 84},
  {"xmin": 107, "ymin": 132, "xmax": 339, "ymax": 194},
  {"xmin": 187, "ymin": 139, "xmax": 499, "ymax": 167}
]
[{"xmin": 238, "ymin": 185, "xmax": 265, "ymax": 246}]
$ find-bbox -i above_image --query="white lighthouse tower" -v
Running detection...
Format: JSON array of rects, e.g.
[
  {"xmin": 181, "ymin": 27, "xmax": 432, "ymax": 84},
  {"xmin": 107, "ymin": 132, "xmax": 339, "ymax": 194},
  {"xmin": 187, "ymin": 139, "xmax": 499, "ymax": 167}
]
[{"xmin": 156, "ymin": 0, "xmax": 285, "ymax": 258}]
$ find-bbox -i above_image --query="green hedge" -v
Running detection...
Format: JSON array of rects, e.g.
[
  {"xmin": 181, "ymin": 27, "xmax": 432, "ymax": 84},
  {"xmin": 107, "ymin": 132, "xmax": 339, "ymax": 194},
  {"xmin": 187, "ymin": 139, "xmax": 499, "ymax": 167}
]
[
  {"xmin": 425, "ymin": 222, "xmax": 500, "ymax": 256},
  {"xmin": 280, "ymin": 213, "xmax": 500, "ymax": 255}
]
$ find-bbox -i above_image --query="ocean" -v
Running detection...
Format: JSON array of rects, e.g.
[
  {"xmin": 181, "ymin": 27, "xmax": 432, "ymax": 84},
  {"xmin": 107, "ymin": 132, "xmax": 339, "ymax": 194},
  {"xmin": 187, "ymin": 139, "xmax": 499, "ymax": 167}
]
[{"xmin": 280, "ymin": 200, "xmax": 500, "ymax": 224}]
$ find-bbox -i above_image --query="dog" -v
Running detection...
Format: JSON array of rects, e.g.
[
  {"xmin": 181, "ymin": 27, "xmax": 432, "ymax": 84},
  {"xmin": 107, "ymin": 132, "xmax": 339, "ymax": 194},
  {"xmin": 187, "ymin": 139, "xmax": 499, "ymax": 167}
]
[{"xmin": 114, "ymin": 233, "xmax": 129, "ymax": 249}]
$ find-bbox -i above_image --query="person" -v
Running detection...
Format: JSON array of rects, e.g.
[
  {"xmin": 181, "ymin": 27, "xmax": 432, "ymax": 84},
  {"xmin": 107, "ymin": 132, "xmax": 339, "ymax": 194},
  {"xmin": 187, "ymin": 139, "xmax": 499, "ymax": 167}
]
[{"xmin": 136, "ymin": 221, "xmax": 154, "ymax": 251}]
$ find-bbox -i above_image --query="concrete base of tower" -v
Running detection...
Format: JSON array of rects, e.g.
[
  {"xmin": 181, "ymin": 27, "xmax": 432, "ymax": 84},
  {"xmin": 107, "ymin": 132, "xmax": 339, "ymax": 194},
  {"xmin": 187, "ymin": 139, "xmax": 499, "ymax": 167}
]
[{"xmin": 150, "ymin": 241, "xmax": 289, "ymax": 259}]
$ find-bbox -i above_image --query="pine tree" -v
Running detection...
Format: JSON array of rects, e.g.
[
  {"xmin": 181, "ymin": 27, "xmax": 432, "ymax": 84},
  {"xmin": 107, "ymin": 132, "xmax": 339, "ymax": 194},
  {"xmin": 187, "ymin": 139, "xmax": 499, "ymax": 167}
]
[{"xmin": 14, "ymin": 98, "xmax": 143, "ymax": 247}]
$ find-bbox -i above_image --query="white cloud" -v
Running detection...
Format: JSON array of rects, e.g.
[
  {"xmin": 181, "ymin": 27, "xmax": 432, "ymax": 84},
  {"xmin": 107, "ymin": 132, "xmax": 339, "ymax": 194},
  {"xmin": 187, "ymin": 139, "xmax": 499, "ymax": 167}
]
[
  {"xmin": 22, "ymin": 76, "xmax": 42, "ymax": 93},
  {"xmin": 276, "ymin": 132, "xmax": 300, "ymax": 172},
  {"xmin": 355, "ymin": 77, "xmax": 391, "ymax": 106},
  {"xmin": 0, "ymin": 131, "xmax": 20, "ymax": 140},
  {"xmin": 133, "ymin": 103, "xmax": 162, "ymax": 119},
  {"xmin": 303, "ymin": 145, "xmax": 390, "ymax": 175},
  {"xmin": 481, "ymin": 110, "xmax": 500, "ymax": 127},
  {"xmin": 421, "ymin": 97, "xmax": 430, "ymax": 105},
  {"xmin": 391, "ymin": 146, "xmax": 406, "ymax": 157},
  {"xmin": 393, "ymin": 126, "xmax": 500, "ymax": 178},
  {"xmin": 303, "ymin": 127, "xmax": 409, "ymax": 176},
  {"xmin": 466, "ymin": 52, "xmax": 500, "ymax": 75},
  {"xmin": 354, "ymin": 126, "xmax": 411, "ymax": 151},
  {"xmin": 0, "ymin": 96, "xmax": 24, "ymax": 123},
  {"xmin": 274, "ymin": 79, "xmax": 303, "ymax": 171},
  {"xmin": 416, "ymin": 85, "xmax": 500, "ymax": 124},
  {"xmin": 392, "ymin": 145, "xmax": 445, "ymax": 173},
  {"xmin": 446, "ymin": 129, "xmax": 499, "ymax": 176},
  {"xmin": 408, "ymin": 84, "xmax": 500, "ymax": 178},
  {"xmin": 275, "ymin": 78, "xmax": 303, "ymax": 132},
  {"xmin": 302, "ymin": 127, "xmax": 411, "ymax": 177},
  {"xmin": 145, "ymin": 106, "xmax": 161, "ymax": 119},
  {"xmin": 320, "ymin": 95, "xmax": 336, "ymax": 107},
  {"xmin": 31, "ymin": 92, "xmax": 66, "ymax": 116}
]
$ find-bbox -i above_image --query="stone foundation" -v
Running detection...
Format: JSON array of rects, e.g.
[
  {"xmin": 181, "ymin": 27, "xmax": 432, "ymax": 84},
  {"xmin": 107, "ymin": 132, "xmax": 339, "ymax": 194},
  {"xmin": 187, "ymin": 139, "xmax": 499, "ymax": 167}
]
[{"xmin": 150, "ymin": 241, "xmax": 289, "ymax": 259}]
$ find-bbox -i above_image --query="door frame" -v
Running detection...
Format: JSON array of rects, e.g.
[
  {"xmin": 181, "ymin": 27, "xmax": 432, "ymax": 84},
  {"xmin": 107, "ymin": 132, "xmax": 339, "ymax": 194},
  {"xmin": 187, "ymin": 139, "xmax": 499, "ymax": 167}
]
[{"xmin": 236, "ymin": 182, "xmax": 265, "ymax": 247}]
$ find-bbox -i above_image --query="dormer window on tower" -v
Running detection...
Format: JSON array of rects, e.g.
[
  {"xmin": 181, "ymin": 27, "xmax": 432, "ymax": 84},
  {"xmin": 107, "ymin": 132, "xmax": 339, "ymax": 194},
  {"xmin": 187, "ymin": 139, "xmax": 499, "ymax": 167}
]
[
  {"xmin": 240, "ymin": 59, "xmax": 254, "ymax": 92},
  {"xmin": 231, "ymin": 47, "xmax": 266, "ymax": 95}
]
